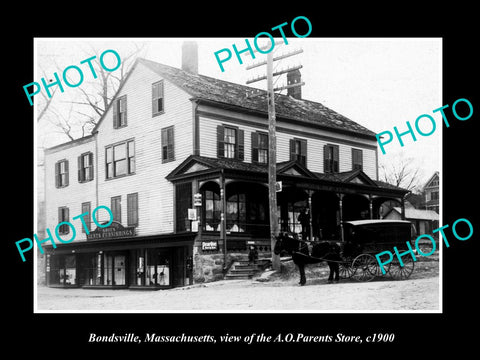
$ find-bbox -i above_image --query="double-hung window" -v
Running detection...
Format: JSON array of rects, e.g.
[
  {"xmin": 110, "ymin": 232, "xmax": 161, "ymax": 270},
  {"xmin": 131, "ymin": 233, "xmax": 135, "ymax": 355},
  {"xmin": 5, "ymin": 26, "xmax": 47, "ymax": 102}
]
[
  {"xmin": 78, "ymin": 152, "xmax": 94, "ymax": 182},
  {"xmin": 152, "ymin": 81, "xmax": 164, "ymax": 116},
  {"xmin": 161, "ymin": 126, "xmax": 175, "ymax": 163},
  {"xmin": 113, "ymin": 95, "xmax": 127, "ymax": 128},
  {"xmin": 55, "ymin": 160, "xmax": 69, "ymax": 188},
  {"xmin": 58, "ymin": 207, "xmax": 70, "ymax": 235},
  {"xmin": 289, "ymin": 138, "xmax": 307, "ymax": 166},
  {"xmin": 217, "ymin": 125, "xmax": 244, "ymax": 160},
  {"xmin": 106, "ymin": 140, "xmax": 135, "ymax": 179},
  {"xmin": 81, "ymin": 202, "xmax": 91, "ymax": 233},
  {"xmin": 111, "ymin": 196, "xmax": 121, "ymax": 223},
  {"xmin": 127, "ymin": 193, "xmax": 139, "ymax": 227},
  {"xmin": 352, "ymin": 148, "xmax": 363, "ymax": 170},
  {"xmin": 252, "ymin": 132, "xmax": 268, "ymax": 164},
  {"xmin": 324, "ymin": 144, "xmax": 339, "ymax": 173},
  {"xmin": 224, "ymin": 127, "xmax": 236, "ymax": 159}
]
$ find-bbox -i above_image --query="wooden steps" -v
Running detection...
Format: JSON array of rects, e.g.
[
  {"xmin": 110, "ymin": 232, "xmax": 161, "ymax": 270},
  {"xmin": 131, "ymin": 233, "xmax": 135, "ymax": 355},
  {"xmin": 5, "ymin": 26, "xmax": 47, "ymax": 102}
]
[{"xmin": 225, "ymin": 258, "xmax": 271, "ymax": 280}]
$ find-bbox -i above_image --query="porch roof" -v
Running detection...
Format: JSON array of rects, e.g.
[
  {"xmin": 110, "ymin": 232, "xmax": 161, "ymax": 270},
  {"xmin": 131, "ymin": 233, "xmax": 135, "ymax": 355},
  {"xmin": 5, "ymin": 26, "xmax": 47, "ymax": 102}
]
[{"xmin": 166, "ymin": 155, "xmax": 409, "ymax": 197}]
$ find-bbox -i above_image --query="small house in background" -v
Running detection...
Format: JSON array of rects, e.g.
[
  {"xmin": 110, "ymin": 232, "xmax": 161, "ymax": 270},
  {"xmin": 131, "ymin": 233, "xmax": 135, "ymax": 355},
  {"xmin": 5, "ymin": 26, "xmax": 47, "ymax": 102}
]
[
  {"xmin": 423, "ymin": 171, "xmax": 439, "ymax": 213},
  {"xmin": 383, "ymin": 207, "xmax": 439, "ymax": 236}
]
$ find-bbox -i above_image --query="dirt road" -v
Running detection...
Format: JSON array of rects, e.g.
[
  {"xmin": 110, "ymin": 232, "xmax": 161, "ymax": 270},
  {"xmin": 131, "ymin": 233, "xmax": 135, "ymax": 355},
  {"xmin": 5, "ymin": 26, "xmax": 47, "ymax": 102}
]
[{"xmin": 36, "ymin": 258, "xmax": 440, "ymax": 312}]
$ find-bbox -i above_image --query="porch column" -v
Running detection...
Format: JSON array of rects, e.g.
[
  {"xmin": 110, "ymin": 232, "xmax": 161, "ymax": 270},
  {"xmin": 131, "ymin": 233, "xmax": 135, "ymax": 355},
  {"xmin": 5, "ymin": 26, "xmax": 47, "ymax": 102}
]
[
  {"xmin": 193, "ymin": 180, "xmax": 202, "ymax": 241},
  {"xmin": 369, "ymin": 194, "xmax": 373, "ymax": 219},
  {"xmin": 338, "ymin": 193, "xmax": 344, "ymax": 241},
  {"xmin": 307, "ymin": 190, "xmax": 314, "ymax": 241},
  {"xmin": 220, "ymin": 171, "xmax": 227, "ymax": 271},
  {"xmin": 401, "ymin": 196, "xmax": 406, "ymax": 220}
]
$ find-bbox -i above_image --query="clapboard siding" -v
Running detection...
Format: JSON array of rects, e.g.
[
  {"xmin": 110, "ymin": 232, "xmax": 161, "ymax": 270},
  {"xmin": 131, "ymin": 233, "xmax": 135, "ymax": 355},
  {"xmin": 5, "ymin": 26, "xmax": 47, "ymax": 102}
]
[
  {"xmin": 44, "ymin": 61, "xmax": 380, "ymax": 243},
  {"xmin": 94, "ymin": 63, "xmax": 193, "ymax": 235},
  {"xmin": 44, "ymin": 62, "xmax": 194, "ymax": 240},
  {"xmin": 198, "ymin": 104, "xmax": 378, "ymax": 179},
  {"xmin": 44, "ymin": 138, "xmax": 97, "ymax": 242}
]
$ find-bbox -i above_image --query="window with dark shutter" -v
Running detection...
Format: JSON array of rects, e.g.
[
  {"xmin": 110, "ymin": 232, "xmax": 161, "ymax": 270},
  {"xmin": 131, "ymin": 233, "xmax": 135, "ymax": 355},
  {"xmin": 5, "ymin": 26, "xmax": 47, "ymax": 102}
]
[
  {"xmin": 352, "ymin": 148, "xmax": 363, "ymax": 170},
  {"xmin": 324, "ymin": 144, "xmax": 339, "ymax": 173},
  {"xmin": 289, "ymin": 138, "xmax": 307, "ymax": 166},
  {"xmin": 58, "ymin": 207, "xmax": 69, "ymax": 234},
  {"xmin": 127, "ymin": 193, "xmax": 138, "ymax": 227},
  {"xmin": 81, "ymin": 202, "xmax": 91, "ymax": 233},
  {"xmin": 111, "ymin": 196, "xmax": 121, "ymax": 223},
  {"xmin": 55, "ymin": 160, "xmax": 69, "ymax": 188},
  {"xmin": 217, "ymin": 125, "xmax": 244, "ymax": 160},
  {"xmin": 237, "ymin": 129, "xmax": 244, "ymax": 161},
  {"xmin": 78, "ymin": 152, "xmax": 94, "ymax": 183},
  {"xmin": 217, "ymin": 125, "xmax": 225, "ymax": 158},
  {"xmin": 113, "ymin": 95, "xmax": 127, "ymax": 128},
  {"xmin": 161, "ymin": 126, "xmax": 175, "ymax": 163},
  {"xmin": 152, "ymin": 81, "xmax": 164, "ymax": 116},
  {"xmin": 251, "ymin": 132, "xmax": 259, "ymax": 163},
  {"xmin": 252, "ymin": 132, "xmax": 268, "ymax": 164},
  {"xmin": 224, "ymin": 127, "xmax": 236, "ymax": 159}
]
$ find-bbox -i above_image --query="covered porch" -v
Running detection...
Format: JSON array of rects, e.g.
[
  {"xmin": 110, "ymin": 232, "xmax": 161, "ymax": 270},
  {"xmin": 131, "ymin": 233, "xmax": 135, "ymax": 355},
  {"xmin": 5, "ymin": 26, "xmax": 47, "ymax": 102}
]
[{"xmin": 167, "ymin": 155, "xmax": 410, "ymax": 253}]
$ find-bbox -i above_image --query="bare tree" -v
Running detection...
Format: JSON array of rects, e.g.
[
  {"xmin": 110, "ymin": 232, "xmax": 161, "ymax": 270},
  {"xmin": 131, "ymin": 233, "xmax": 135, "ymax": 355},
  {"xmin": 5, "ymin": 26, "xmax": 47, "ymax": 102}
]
[
  {"xmin": 68, "ymin": 43, "xmax": 146, "ymax": 120},
  {"xmin": 36, "ymin": 69, "xmax": 58, "ymax": 123},
  {"xmin": 38, "ymin": 42, "xmax": 147, "ymax": 141},
  {"xmin": 379, "ymin": 155, "xmax": 423, "ymax": 193}
]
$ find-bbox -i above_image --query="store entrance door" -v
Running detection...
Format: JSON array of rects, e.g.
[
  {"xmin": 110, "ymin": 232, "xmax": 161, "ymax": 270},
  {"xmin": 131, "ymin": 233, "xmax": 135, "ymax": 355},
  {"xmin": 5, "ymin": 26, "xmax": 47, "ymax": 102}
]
[
  {"xmin": 113, "ymin": 255, "xmax": 126, "ymax": 285},
  {"xmin": 104, "ymin": 253, "xmax": 127, "ymax": 286}
]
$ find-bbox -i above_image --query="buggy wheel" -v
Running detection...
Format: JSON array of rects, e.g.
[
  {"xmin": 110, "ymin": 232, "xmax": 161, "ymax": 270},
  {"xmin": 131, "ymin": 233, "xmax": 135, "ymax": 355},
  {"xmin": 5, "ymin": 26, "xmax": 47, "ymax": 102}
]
[
  {"xmin": 389, "ymin": 257, "xmax": 415, "ymax": 280},
  {"xmin": 352, "ymin": 254, "xmax": 378, "ymax": 282},
  {"xmin": 339, "ymin": 260, "xmax": 355, "ymax": 279}
]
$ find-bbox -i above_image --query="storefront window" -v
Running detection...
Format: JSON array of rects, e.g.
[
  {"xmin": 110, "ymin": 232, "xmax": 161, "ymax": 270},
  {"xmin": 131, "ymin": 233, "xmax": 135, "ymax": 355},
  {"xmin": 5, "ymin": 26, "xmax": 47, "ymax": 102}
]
[
  {"xmin": 288, "ymin": 200, "xmax": 307, "ymax": 234},
  {"xmin": 84, "ymin": 252, "xmax": 126, "ymax": 286},
  {"xmin": 226, "ymin": 193, "xmax": 246, "ymax": 232},
  {"xmin": 204, "ymin": 190, "xmax": 221, "ymax": 231},
  {"xmin": 146, "ymin": 249, "xmax": 170, "ymax": 286},
  {"xmin": 48, "ymin": 254, "xmax": 76, "ymax": 286},
  {"xmin": 135, "ymin": 249, "xmax": 146, "ymax": 286}
]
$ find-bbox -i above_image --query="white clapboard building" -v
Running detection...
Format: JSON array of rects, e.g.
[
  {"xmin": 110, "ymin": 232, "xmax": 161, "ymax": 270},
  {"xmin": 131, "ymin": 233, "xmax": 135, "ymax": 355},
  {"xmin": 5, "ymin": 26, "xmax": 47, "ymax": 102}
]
[{"xmin": 42, "ymin": 42, "xmax": 408, "ymax": 288}]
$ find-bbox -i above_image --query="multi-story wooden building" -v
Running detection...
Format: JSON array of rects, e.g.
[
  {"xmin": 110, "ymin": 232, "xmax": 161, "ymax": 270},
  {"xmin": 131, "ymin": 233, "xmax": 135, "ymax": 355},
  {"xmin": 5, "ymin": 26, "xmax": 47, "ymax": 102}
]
[
  {"xmin": 42, "ymin": 42, "xmax": 408, "ymax": 288},
  {"xmin": 423, "ymin": 171, "xmax": 439, "ymax": 213}
]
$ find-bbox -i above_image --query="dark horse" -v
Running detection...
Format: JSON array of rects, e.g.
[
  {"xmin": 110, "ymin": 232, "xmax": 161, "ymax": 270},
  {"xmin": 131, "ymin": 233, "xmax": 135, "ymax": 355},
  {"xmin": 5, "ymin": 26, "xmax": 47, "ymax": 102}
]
[{"xmin": 274, "ymin": 232, "xmax": 342, "ymax": 286}]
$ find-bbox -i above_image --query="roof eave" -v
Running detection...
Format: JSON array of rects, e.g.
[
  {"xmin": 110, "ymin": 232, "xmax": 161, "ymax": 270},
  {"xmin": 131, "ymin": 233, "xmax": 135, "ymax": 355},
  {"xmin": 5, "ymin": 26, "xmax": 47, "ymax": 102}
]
[{"xmin": 192, "ymin": 97, "xmax": 377, "ymax": 140}]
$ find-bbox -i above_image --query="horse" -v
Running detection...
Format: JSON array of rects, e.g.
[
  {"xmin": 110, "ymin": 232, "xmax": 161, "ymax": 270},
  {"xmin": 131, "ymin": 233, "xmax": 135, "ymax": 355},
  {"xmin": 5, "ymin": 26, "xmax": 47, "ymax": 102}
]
[{"xmin": 274, "ymin": 232, "xmax": 342, "ymax": 286}]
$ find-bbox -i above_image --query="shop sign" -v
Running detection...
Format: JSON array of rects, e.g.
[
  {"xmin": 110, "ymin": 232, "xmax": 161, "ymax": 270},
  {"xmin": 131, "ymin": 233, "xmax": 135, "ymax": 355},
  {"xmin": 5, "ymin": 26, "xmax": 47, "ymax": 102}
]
[
  {"xmin": 188, "ymin": 208, "xmax": 197, "ymax": 220},
  {"xmin": 191, "ymin": 220, "xmax": 199, "ymax": 232},
  {"xmin": 202, "ymin": 240, "xmax": 218, "ymax": 251},
  {"xmin": 87, "ymin": 221, "xmax": 136, "ymax": 240},
  {"xmin": 194, "ymin": 193, "xmax": 202, "ymax": 207},
  {"xmin": 276, "ymin": 181, "xmax": 282, "ymax": 192}
]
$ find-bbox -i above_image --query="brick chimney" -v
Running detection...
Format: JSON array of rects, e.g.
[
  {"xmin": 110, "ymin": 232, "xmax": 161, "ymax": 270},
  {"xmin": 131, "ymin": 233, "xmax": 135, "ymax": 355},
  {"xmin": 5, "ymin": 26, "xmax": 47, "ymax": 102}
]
[
  {"xmin": 182, "ymin": 41, "xmax": 198, "ymax": 74},
  {"xmin": 287, "ymin": 69, "xmax": 302, "ymax": 99}
]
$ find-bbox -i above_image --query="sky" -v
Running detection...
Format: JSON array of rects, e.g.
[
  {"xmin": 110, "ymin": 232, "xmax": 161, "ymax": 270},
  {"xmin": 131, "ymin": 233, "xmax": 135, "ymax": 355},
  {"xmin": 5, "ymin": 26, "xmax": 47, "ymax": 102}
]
[{"xmin": 35, "ymin": 37, "xmax": 442, "ymax": 187}]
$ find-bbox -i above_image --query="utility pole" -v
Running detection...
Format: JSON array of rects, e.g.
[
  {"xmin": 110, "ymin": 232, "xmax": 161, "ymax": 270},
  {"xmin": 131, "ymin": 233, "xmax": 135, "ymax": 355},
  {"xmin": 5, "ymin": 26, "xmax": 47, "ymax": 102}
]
[
  {"xmin": 266, "ymin": 51, "xmax": 280, "ymax": 271},
  {"xmin": 246, "ymin": 43, "xmax": 304, "ymax": 271}
]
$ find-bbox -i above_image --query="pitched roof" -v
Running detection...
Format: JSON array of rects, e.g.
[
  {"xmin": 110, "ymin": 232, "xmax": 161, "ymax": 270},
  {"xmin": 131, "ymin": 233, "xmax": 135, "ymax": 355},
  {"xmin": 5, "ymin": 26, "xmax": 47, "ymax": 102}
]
[
  {"xmin": 166, "ymin": 155, "xmax": 316, "ymax": 180},
  {"xmin": 423, "ymin": 171, "xmax": 440, "ymax": 189},
  {"xmin": 390, "ymin": 207, "xmax": 439, "ymax": 221},
  {"xmin": 137, "ymin": 58, "xmax": 376, "ymax": 138},
  {"xmin": 167, "ymin": 155, "xmax": 408, "ymax": 195}
]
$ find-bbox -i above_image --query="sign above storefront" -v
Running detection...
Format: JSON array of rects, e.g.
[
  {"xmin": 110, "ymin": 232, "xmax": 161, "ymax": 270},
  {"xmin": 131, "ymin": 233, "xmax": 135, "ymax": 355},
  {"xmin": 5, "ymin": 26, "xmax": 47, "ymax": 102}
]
[
  {"xmin": 87, "ymin": 221, "xmax": 136, "ymax": 241},
  {"xmin": 201, "ymin": 240, "xmax": 218, "ymax": 251}
]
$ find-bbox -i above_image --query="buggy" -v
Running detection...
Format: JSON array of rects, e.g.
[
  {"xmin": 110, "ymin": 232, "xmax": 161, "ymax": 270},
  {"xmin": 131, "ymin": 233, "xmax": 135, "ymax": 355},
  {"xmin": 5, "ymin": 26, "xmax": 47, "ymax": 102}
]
[{"xmin": 339, "ymin": 219, "xmax": 415, "ymax": 281}]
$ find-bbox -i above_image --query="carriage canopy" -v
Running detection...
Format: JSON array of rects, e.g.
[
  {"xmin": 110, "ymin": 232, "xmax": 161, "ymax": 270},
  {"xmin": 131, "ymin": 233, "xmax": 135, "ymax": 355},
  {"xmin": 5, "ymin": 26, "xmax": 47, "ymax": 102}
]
[{"xmin": 343, "ymin": 220, "xmax": 414, "ymax": 253}]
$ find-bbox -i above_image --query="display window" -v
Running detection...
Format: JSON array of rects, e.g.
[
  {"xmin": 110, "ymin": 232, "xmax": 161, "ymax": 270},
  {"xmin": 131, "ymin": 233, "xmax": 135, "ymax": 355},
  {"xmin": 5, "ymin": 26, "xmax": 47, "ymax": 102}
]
[
  {"xmin": 47, "ymin": 254, "xmax": 76, "ymax": 286},
  {"xmin": 84, "ymin": 251, "xmax": 127, "ymax": 286}
]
